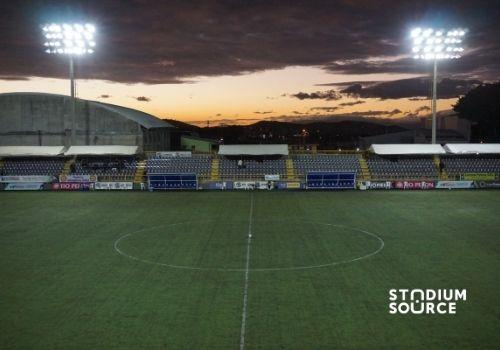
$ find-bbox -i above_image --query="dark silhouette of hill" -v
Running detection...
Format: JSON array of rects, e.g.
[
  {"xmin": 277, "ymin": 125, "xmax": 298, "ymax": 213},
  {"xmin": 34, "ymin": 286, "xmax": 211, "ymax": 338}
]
[{"xmin": 165, "ymin": 119, "xmax": 407, "ymax": 148}]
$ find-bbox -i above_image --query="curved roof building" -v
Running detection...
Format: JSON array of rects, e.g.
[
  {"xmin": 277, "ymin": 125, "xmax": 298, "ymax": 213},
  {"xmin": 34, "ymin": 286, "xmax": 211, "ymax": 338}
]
[{"xmin": 0, "ymin": 92, "xmax": 175, "ymax": 151}]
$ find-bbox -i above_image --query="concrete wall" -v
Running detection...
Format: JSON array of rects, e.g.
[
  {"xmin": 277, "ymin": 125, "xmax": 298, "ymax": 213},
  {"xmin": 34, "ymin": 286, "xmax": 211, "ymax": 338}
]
[{"xmin": 0, "ymin": 94, "xmax": 142, "ymax": 147}]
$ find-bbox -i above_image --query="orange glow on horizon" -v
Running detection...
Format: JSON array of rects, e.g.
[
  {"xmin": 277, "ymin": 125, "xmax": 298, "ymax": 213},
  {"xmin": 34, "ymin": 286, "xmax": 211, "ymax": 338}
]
[{"xmin": 0, "ymin": 66, "xmax": 456, "ymax": 126}]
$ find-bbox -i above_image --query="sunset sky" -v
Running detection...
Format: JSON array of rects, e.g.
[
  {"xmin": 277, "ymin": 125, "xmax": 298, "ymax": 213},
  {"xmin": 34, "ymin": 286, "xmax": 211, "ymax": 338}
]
[{"xmin": 1, "ymin": 1, "xmax": 498, "ymax": 126}]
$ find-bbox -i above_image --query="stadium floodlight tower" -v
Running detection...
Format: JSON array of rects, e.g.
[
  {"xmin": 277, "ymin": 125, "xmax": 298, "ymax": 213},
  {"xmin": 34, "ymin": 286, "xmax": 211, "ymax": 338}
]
[
  {"xmin": 410, "ymin": 27, "xmax": 465, "ymax": 144},
  {"xmin": 42, "ymin": 23, "xmax": 96, "ymax": 145}
]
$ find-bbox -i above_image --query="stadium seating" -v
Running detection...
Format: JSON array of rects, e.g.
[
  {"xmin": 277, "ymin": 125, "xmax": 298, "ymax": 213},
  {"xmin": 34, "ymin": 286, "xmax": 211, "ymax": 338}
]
[
  {"xmin": 219, "ymin": 158, "xmax": 286, "ymax": 178},
  {"xmin": 0, "ymin": 158, "xmax": 65, "ymax": 176},
  {"xmin": 366, "ymin": 155, "xmax": 438, "ymax": 179},
  {"xmin": 72, "ymin": 157, "xmax": 137, "ymax": 180},
  {"xmin": 147, "ymin": 154, "xmax": 212, "ymax": 176},
  {"xmin": 2, "ymin": 153, "xmax": 499, "ymax": 183},
  {"xmin": 441, "ymin": 156, "xmax": 500, "ymax": 176},
  {"xmin": 292, "ymin": 154, "xmax": 360, "ymax": 176}
]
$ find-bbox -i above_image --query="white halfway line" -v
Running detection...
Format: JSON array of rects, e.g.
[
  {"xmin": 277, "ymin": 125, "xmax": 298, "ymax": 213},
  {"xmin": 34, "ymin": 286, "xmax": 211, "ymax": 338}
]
[{"xmin": 239, "ymin": 192, "xmax": 254, "ymax": 350}]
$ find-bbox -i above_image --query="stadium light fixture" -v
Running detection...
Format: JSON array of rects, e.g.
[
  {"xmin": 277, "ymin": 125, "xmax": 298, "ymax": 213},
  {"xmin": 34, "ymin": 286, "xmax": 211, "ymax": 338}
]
[
  {"xmin": 42, "ymin": 23, "xmax": 96, "ymax": 145},
  {"xmin": 410, "ymin": 27, "xmax": 466, "ymax": 144}
]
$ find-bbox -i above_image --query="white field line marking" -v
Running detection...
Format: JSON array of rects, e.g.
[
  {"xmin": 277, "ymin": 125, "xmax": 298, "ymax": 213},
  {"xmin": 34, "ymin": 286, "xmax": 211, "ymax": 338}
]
[
  {"xmin": 113, "ymin": 220, "xmax": 384, "ymax": 272},
  {"xmin": 239, "ymin": 193, "xmax": 254, "ymax": 350}
]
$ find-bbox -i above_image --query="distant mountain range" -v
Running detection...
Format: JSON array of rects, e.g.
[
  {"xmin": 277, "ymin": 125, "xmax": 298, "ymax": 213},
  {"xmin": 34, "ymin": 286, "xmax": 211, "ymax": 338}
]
[{"xmin": 165, "ymin": 119, "xmax": 408, "ymax": 148}]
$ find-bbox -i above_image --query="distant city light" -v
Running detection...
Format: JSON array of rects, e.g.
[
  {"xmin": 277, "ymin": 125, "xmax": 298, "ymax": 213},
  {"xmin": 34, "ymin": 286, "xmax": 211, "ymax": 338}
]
[
  {"xmin": 42, "ymin": 23, "xmax": 96, "ymax": 55},
  {"xmin": 411, "ymin": 27, "xmax": 465, "ymax": 60}
]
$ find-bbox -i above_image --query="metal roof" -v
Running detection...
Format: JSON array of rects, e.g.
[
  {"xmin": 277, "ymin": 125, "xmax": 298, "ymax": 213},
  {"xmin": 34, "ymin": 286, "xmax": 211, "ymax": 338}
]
[
  {"xmin": 89, "ymin": 101, "xmax": 174, "ymax": 129},
  {"xmin": 65, "ymin": 145, "xmax": 138, "ymax": 156},
  {"xmin": 219, "ymin": 144, "xmax": 289, "ymax": 156},
  {"xmin": 0, "ymin": 92, "xmax": 173, "ymax": 129},
  {"xmin": 0, "ymin": 146, "xmax": 65, "ymax": 157},
  {"xmin": 369, "ymin": 144, "xmax": 446, "ymax": 155},
  {"xmin": 444, "ymin": 143, "xmax": 500, "ymax": 154}
]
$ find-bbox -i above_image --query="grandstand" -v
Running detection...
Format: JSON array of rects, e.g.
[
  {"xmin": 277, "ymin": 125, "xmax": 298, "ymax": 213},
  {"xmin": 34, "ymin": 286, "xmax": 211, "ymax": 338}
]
[
  {"xmin": 0, "ymin": 92, "xmax": 497, "ymax": 188},
  {"xmin": 1, "ymin": 158, "xmax": 65, "ymax": 177},
  {"xmin": 219, "ymin": 158, "xmax": 286, "ymax": 179},
  {"xmin": 441, "ymin": 144, "xmax": 500, "ymax": 177},
  {"xmin": 147, "ymin": 153, "xmax": 212, "ymax": 176},
  {"xmin": 292, "ymin": 154, "xmax": 361, "ymax": 176},
  {"xmin": 1, "ymin": 143, "xmax": 500, "ymax": 188},
  {"xmin": 72, "ymin": 157, "xmax": 137, "ymax": 180},
  {"xmin": 366, "ymin": 156, "xmax": 438, "ymax": 180},
  {"xmin": 441, "ymin": 156, "xmax": 500, "ymax": 176}
]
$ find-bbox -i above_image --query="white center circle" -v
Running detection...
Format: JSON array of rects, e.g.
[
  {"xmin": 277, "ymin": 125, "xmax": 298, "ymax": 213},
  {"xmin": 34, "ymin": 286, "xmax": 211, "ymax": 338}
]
[{"xmin": 113, "ymin": 220, "xmax": 384, "ymax": 272}]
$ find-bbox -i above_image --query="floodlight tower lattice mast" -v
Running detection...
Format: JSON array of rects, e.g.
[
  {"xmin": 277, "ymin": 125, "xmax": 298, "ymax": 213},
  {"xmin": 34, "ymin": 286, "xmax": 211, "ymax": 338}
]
[
  {"xmin": 410, "ymin": 27, "xmax": 465, "ymax": 144},
  {"xmin": 42, "ymin": 23, "xmax": 96, "ymax": 145}
]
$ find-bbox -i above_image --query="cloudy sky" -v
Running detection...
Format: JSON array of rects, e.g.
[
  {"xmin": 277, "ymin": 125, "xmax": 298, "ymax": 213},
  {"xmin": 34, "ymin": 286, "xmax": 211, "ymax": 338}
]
[{"xmin": 0, "ymin": 0, "xmax": 498, "ymax": 125}]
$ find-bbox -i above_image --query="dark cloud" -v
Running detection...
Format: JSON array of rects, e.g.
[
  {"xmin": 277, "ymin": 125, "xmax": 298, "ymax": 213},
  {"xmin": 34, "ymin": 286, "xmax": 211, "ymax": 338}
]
[
  {"xmin": 98, "ymin": 94, "xmax": 110, "ymax": 98},
  {"xmin": 408, "ymin": 97, "xmax": 427, "ymax": 101},
  {"xmin": 341, "ymin": 84, "xmax": 363, "ymax": 95},
  {"xmin": 316, "ymin": 80, "xmax": 377, "ymax": 87},
  {"xmin": 291, "ymin": 90, "xmax": 341, "ymax": 101},
  {"xmin": 339, "ymin": 100, "xmax": 366, "ymax": 107},
  {"xmin": 387, "ymin": 109, "xmax": 402, "ymax": 116},
  {"xmin": 191, "ymin": 118, "xmax": 261, "ymax": 126},
  {"xmin": 0, "ymin": 0, "xmax": 500, "ymax": 84},
  {"xmin": 135, "ymin": 96, "xmax": 151, "ymax": 102},
  {"xmin": 263, "ymin": 109, "xmax": 405, "ymax": 124},
  {"xmin": 0, "ymin": 75, "xmax": 30, "ymax": 81},
  {"xmin": 310, "ymin": 107, "xmax": 340, "ymax": 112},
  {"xmin": 0, "ymin": 1, "xmax": 498, "ymax": 84},
  {"xmin": 324, "ymin": 109, "xmax": 402, "ymax": 117},
  {"xmin": 323, "ymin": 49, "xmax": 500, "ymax": 80},
  {"xmin": 414, "ymin": 105, "xmax": 431, "ymax": 113},
  {"xmin": 340, "ymin": 77, "xmax": 482, "ymax": 99},
  {"xmin": 253, "ymin": 111, "xmax": 273, "ymax": 114}
]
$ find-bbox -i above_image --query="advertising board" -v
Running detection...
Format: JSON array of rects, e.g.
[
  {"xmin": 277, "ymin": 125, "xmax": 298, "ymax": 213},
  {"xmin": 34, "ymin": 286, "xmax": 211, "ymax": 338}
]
[
  {"xmin": 0, "ymin": 175, "xmax": 52, "ymax": 183},
  {"xmin": 436, "ymin": 181, "xmax": 474, "ymax": 189},
  {"xmin": 463, "ymin": 173, "xmax": 496, "ymax": 181},
  {"xmin": 4, "ymin": 183, "xmax": 44, "ymax": 190},
  {"xmin": 362, "ymin": 181, "xmax": 392, "ymax": 190},
  {"xmin": 392, "ymin": 181, "xmax": 435, "ymax": 190},
  {"xmin": 474, "ymin": 181, "xmax": 500, "ymax": 189},
  {"xmin": 94, "ymin": 182, "xmax": 133, "ymax": 190},
  {"xmin": 51, "ymin": 182, "xmax": 93, "ymax": 190},
  {"xmin": 233, "ymin": 181, "xmax": 255, "ymax": 190},
  {"xmin": 286, "ymin": 182, "xmax": 301, "ymax": 189},
  {"xmin": 264, "ymin": 174, "xmax": 280, "ymax": 181},
  {"xmin": 59, "ymin": 175, "xmax": 97, "ymax": 183}
]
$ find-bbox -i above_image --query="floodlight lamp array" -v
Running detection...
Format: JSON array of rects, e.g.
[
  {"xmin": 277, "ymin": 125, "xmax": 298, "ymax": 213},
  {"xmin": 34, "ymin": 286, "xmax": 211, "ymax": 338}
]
[
  {"xmin": 42, "ymin": 23, "xmax": 96, "ymax": 55},
  {"xmin": 411, "ymin": 27, "xmax": 465, "ymax": 60}
]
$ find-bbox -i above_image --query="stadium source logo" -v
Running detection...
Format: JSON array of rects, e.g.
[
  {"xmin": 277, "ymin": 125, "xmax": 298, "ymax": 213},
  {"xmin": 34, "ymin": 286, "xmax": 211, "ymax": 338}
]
[{"xmin": 389, "ymin": 289, "xmax": 466, "ymax": 314}]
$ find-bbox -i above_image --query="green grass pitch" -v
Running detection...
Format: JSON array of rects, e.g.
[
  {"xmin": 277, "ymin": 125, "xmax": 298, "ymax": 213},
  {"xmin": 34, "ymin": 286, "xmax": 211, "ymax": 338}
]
[{"xmin": 0, "ymin": 191, "xmax": 499, "ymax": 349}]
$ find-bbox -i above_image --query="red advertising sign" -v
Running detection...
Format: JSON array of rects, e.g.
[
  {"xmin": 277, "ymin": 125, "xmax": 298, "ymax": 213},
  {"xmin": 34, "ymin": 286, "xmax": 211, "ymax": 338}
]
[
  {"xmin": 392, "ymin": 181, "xmax": 435, "ymax": 190},
  {"xmin": 51, "ymin": 182, "xmax": 93, "ymax": 191}
]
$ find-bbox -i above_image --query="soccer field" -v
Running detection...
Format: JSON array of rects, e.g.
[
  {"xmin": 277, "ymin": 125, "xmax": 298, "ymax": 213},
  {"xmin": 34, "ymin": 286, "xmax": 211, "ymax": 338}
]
[{"xmin": 0, "ymin": 191, "xmax": 499, "ymax": 349}]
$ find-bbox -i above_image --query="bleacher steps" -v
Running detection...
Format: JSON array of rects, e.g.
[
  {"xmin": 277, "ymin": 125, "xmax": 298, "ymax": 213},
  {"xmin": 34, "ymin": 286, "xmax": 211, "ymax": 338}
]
[
  {"xmin": 210, "ymin": 157, "xmax": 220, "ymax": 180},
  {"xmin": 134, "ymin": 159, "xmax": 147, "ymax": 183},
  {"xmin": 433, "ymin": 155, "xmax": 449, "ymax": 180},
  {"xmin": 357, "ymin": 154, "xmax": 371, "ymax": 180},
  {"xmin": 285, "ymin": 157, "xmax": 298, "ymax": 181}
]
